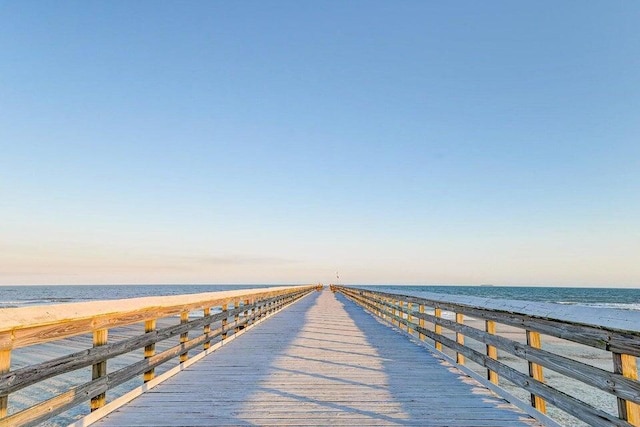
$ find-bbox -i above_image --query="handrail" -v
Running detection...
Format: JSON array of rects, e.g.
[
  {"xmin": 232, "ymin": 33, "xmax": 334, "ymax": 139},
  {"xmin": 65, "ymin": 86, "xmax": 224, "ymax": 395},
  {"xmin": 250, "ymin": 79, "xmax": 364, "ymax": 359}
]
[
  {"xmin": 0, "ymin": 285, "xmax": 321, "ymax": 426},
  {"xmin": 331, "ymin": 285, "xmax": 640, "ymax": 427}
]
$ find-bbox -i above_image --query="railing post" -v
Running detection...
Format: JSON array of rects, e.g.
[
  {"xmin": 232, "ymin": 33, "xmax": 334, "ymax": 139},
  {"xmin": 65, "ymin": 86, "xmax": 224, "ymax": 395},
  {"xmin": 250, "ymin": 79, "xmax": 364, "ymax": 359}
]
[
  {"xmin": 418, "ymin": 305, "xmax": 425, "ymax": 341},
  {"xmin": 234, "ymin": 300, "xmax": 240, "ymax": 333},
  {"xmin": 0, "ymin": 349, "xmax": 10, "ymax": 418},
  {"xmin": 393, "ymin": 299, "xmax": 399, "ymax": 327},
  {"xmin": 143, "ymin": 319, "xmax": 156, "ymax": 382},
  {"xmin": 221, "ymin": 304, "xmax": 228, "ymax": 340},
  {"xmin": 485, "ymin": 320, "xmax": 498, "ymax": 384},
  {"xmin": 203, "ymin": 308, "xmax": 211, "ymax": 350},
  {"xmin": 251, "ymin": 299, "xmax": 256, "ymax": 323},
  {"xmin": 613, "ymin": 352, "xmax": 640, "ymax": 426},
  {"xmin": 243, "ymin": 299, "xmax": 250, "ymax": 329},
  {"xmin": 434, "ymin": 307, "xmax": 443, "ymax": 351},
  {"xmin": 407, "ymin": 302, "xmax": 414, "ymax": 335},
  {"xmin": 179, "ymin": 311, "xmax": 189, "ymax": 362},
  {"xmin": 526, "ymin": 330, "xmax": 546, "ymax": 413},
  {"xmin": 90, "ymin": 329, "xmax": 108, "ymax": 411},
  {"xmin": 455, "ymin": 313, "xmax": 465, "ymax": 365}
]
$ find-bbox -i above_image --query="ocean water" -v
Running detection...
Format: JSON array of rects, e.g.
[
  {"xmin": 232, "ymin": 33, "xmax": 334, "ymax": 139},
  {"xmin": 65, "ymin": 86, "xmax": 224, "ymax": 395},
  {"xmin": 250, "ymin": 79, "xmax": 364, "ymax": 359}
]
[
  {"xmin": 1, "ymin": 284, "xmax": 638, "ymax": 309},
  {"xmin": 0, "ymin": 284, "xmax": 275, "ymax": 308},
  {"xmin": 359, "ymin": 284, "xmax": 640, "ymax": 310}
]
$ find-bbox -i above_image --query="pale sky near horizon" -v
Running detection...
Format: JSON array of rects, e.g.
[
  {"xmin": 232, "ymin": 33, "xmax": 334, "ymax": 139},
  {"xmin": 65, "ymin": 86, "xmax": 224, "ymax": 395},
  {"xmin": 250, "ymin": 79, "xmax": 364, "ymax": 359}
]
[{"xmin": 1, "ymin": 2, "xmax": 639, "ymax": 287}]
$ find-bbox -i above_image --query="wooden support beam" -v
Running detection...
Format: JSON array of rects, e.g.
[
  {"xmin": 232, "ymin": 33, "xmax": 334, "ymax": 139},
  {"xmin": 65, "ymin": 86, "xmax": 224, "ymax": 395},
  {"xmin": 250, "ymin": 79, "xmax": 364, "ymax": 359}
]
[
  {"xmin": 613, "ymin": 352, "xmax": 639, "ymax": 426},
  {"xmin": 90, "ymin": 329, "xmax": 108, "ymax": 411},
  {"xmin": 456, "ymin": 313, "xmax": 465, "ymax": 365},
  {"xmin": 0, "ymin": 349, "xmax": 10, "ymax": 418},
  {"xmin": 203, "ymin": 308, "xmax": 211, "ymax": 350},
  {"xmin": 485, "ymin": 320, "xmax": 499, "ymax": 384},
  {"xmin": 369, "ymin": 293, "xmax": 377, "ymax": 316},
  {"xmin": 418, "ymin": 305, "xmax": 425, "ymax": 341},
  {"xmin": 234, "ymin": 301, "xmax": 240, "ymax": 333},
  {"xmin": 526, "ymin": 330, "xmax": 546, "ymax": 413},
  {"xmin": 407, "ymin": 302, "xmax": 414, "ymax": 335},
  {"xmin": 391, "ymin": 298, "xmax": 396, "ymax": 324},
  {"xmin": 179, "ymin": 311, "xmax": 189, "ymax": 362},
  {"xmin": 250, "ymin": 299, "xmax": 256, "ymax": 323},
  {"xmin": 221, "ymin": 304, "xmax": 228, "ymax": 340},
  {"xmin": 434, "ymin": 308, "xmax": 443, "ymax": 351},
  {"xmin": 143, "ymin": 319, "xmax": 156, "ymax": 382},
  {"xmin": 243, "ymin": 299, "xmax": 250, "ymax": 329}
]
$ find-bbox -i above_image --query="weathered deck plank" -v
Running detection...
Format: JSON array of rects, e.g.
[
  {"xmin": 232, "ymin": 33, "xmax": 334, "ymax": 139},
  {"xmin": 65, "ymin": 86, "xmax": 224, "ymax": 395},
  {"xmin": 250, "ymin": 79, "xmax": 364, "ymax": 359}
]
[{"xmin": 93, "ymin": 290, "xmax": 542, "ymax": 426}]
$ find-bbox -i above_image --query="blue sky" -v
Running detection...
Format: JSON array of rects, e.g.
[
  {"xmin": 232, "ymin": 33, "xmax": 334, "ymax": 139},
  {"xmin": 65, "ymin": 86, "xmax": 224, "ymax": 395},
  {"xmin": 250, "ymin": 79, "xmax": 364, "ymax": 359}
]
[{"xmin": 1, "ymin": 1, "xmax": 639, "ymax": 286}]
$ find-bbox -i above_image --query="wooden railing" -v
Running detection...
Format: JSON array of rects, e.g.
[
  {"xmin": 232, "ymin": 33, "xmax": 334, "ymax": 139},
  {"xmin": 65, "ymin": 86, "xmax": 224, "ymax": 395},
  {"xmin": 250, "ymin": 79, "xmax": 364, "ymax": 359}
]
[
  {"xmin": 0, "ymin": 285, "xmax": 320, "ymax": 427},
  {"xmin": 332, "ymin": 285, "xmax": 640, "ymax": 427}
]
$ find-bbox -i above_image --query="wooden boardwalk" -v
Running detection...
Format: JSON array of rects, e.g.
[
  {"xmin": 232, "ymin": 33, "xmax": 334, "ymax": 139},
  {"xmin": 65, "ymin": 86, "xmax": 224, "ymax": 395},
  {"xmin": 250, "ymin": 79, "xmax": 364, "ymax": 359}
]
[{"xmin": 93, "ymin": 290, "xmax": 542, "ymax": 426}]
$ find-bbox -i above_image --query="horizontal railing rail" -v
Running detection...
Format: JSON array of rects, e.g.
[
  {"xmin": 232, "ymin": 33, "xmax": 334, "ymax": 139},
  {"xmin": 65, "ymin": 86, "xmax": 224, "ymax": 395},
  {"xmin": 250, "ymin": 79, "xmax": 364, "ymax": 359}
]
[
  {"xmin": 331, "ymin": 285, "xmax": 640, "ymax": 427},
  {"xmin": 0, "ymin": 285, "xmax": 321, "ymax": 427}
]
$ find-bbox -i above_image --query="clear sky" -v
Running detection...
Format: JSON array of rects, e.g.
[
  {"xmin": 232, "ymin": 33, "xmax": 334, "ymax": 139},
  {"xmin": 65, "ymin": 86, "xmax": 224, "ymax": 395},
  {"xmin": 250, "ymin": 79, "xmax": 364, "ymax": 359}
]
[{"xmin": 1, "ymin": 1, "xmax": 638, "ymax": 287}]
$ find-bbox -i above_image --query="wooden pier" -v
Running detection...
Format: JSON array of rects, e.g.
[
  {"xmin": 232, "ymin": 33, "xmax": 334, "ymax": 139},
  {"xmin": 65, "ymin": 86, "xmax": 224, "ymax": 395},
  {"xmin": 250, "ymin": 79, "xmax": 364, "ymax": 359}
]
[
  {"xmin": 90, "ymin": 289, "xmax": 540, "ymax": 426},
  {"xmin": 1, "ymin": 284, "xmax": 639, "ymax": 426}
]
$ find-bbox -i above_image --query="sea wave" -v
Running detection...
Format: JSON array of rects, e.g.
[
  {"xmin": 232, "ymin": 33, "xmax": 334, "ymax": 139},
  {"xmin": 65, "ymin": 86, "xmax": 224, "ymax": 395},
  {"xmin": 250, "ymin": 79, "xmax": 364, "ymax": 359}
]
[
  {"xmin": 0, "ymin": 299, "xmax": 53, "ymax": 308},
  {"xmin": 557, "ymin": 301, "xmax": 640, "ymax": 311}
]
